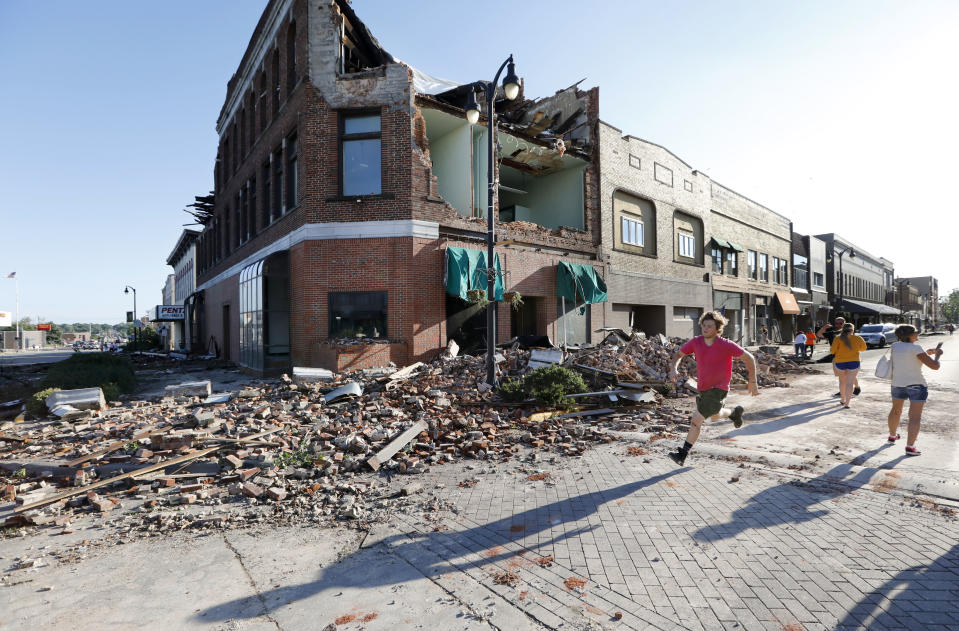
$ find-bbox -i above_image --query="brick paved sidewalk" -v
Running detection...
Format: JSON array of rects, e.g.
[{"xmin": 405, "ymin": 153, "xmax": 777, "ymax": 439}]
[{"xmin": 381, "ymin": 444, "xmax": 959, "ymax": 630}]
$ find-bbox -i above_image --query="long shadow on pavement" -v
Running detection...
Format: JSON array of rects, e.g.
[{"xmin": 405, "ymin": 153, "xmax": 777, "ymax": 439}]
[
  {"xmin": 195, "ymin": 468, "xmax": 686, "ymax": 623},
  {"xmin": 835, "ymin": 542, "xmax": 959, "ymax": 630},
  {"xmin": 718, "ymin": 398, "xmax": 839, "ymax": 438},
  {"xmin": 693, "ymin": 445, "xmax": 906, "ymax": 543}
]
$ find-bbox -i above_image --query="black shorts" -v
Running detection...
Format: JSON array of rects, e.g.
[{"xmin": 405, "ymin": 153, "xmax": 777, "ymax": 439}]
[{"xmin": 696, "ymin": 388, "xmax": 728, "ymax": 418}]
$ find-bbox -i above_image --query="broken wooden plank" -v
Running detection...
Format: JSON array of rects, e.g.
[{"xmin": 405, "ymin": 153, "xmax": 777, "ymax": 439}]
[
  {"xmin": 554, "ymin": 408, "xmax": 616, "ymax": 420},
  {"xmin": 617, "ymin": 381, "xmax": 668, "ymax": 389},
  {"xmin": 66, "ymin": 424, "xmax": 172, "ymax": 467},
  {"xmin": 566, "ymin": 390, "xmax": 628, "ymax": 399},
  {"xmin": 13, "ymin": 446, "xmax": 222, "ymax": 514},
  {"xmin": 366, "ymin": 420, "xmax": 427, "ymax": 471},
  {"xmin": 387, "ymin": 362, "xmax": 425, "ymax": 381}
]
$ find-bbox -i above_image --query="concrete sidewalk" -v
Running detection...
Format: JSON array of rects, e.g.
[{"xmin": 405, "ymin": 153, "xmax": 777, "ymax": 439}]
[{"xmin": 2, "ymin": 440, "xmax": 957, "ymax": 631}]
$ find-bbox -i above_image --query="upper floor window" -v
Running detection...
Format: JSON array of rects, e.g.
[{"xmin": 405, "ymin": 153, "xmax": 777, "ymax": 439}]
[
  {"xmin": 793, "ymin": 253, "xmax": 809, "ymax": 289},
  {"xmin": 271, "ymin": 48, "xmax": 280, "ymax": 116},
  {"xmin": 678, "ymin": 232, "xmax": 695, "ymax": 259},
  {"xmin": 286, "ymin": 21, "xmax": 297, "ymax": 96},
  {"xmin": 285, "ymin": 133, "xmax": 298, "ymax": 209},
  {"xmin": 621, "ymin": 216, "xmax": 643, "ymax": 246},
  {"xmin": 748, "ymin": 250, "xmax": 757, "ymax": 280},
  {"xmin": 779, "ymin": 258, "xmax": 788, "ymax": 286},
  {"xmin": 340, "ymin": 113, "xmax": 381, "ymax": 196},
  {"xmin": 772, "ymin": 257, "xmax": 782, "ymax": 284},
  {"xmin": 813, "ymin": 271, "xmax": 824, "ymax": 287},
  {"xmin": 726, "ymin": 250, "xmax": 738, "ymax": 277},
  {"xmin": 711, "ymin": 246, "xmax": 723, "ymax": 274},
  {"xmin": 759, "ymin": 253, "xmax": 769, "ymax": 282}
]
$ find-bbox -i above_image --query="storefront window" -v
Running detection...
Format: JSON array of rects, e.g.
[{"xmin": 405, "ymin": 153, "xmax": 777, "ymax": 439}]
[{"xmin": 329, "ymin": 292, "xmax": 387, "ymax": 338}]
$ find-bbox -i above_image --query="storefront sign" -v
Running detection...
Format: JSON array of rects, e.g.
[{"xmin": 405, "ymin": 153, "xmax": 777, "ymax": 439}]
[
  {"xmin": 37, "ymin": 323, "xmax": 52, "ymax": 331},
  {"xmin": 0, "ymin": 311, "xmax": 10, "ymax": 327},
  {"xmin": 154, "ymin": 305, "xmax": 186, "ymax": 321}
]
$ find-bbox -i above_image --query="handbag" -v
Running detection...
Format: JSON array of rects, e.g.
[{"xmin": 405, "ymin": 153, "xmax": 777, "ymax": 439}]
[{"xmin": 874, "ymin": 350, "xmax": 892, "ymax": 379}]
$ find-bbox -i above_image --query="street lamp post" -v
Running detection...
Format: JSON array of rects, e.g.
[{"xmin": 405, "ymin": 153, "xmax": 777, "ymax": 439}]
[
  {"xmin": 464, "ymin": 55, "xmax": 521, "ymax": 387},
  {"xmin": 833, "ymin": 246, "xmax": 855, "ymax": 320},
  {"xmin": 124, "ymin": 286, "xmax": 137, "ymax": 350}
]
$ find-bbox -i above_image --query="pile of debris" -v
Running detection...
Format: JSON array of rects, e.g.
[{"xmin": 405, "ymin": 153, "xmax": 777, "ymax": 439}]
[
  {"xmin": 569, "ymin": 332, "xmax": 816, "ymax": 392},
  {"xmin": 0, "ymin": 353, "xmax": 625, "ymax": 534}
]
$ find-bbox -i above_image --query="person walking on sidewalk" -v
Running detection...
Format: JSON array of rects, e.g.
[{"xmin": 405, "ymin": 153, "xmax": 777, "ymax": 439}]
[
  {"xmin": 793, "ymin": 331, "xmax": 806, "ymax": 359},
  {"xmin": 820, "ymin": 316, "xmax": 861, "ymax": 396},
  {"xmin": 887, "ymin": 324, "xmax": 943, "ymax": 456},
  {"xmin": 666, "ymin": 311, "xmax": 760, "ymax": 466},
  {"xmin": 804, "ymin": 329, "xmax": 816, "ymax": 359},
  {"xmin": 830, "ymin": 322, "xmax": 866, "ymax": 408}
]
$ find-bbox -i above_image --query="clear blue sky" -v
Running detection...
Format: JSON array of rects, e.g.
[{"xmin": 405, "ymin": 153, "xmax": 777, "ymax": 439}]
[{"xmin": 2, "ymin": 0, "xmax": 957, "ymax": 323}]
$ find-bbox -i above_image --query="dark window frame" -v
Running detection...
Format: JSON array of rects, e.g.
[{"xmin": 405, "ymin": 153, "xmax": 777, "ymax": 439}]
[
  {"xmin": 711, "ymin": 246, "xmax": 724, "ymax": 274},
  {"xmin": 328, "ymin": 291, "xmax": 388, "ymax": 339},
  {"xmin": 285, "ymin": 132, "xmax": 298, "ymax": 209},
  {"xmin": 338, "ymin": 109, "xmax": 382, "ymax": 197}
]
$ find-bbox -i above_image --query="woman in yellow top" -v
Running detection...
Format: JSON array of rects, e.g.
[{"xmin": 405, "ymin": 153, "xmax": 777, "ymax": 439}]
[{"xmin": 830, "ymin": 322, "xmax": 867, "ymax": 408}]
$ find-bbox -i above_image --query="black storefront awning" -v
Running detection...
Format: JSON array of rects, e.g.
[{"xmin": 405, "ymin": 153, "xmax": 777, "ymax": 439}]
[{"xmin": 838, "ymin": 297, "xmax": 901, "ymax": 316}]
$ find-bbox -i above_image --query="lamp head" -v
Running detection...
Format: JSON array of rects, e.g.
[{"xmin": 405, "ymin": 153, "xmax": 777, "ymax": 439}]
[
  {"xmin": 124, "ymin": 287, "xmax": 129, "ymax": 295},
  {"xmin": 465, "ymin": 87, "xmax": 480, "ymax": 125},
  {"xmin": 502, "ymin": 60, "xmax": 520, "ymax": 100},
  {"xmin": 848, "ymin": 248, "xmax": 855, "ymax": 259}
]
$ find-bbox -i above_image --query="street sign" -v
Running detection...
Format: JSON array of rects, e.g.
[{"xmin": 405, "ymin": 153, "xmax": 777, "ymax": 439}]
[
  {"xmin": 126, "ymin": 311, "xmax": 134, "ymax": 323},
  {"xmin": 37, "ymin": 323, "xmax": 52, "ymax": 331},
  {"xmin": 0, "ymin": 311, "xmax": 10, "ymax": 327}
]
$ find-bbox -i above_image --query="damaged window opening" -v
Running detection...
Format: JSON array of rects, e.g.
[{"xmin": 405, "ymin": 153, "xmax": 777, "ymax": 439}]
[
  {"xmin": 421, "ymin": 107, "xmax": 586, "ymax": 230},
  {"xmin": 329, "ymin": 291, "xmax": 387, "ymax": 339},
  {"xmin": 285, "ymin": 133, "xmax": 298, "ymax": 209},
  {"xmin": 340, "ymin": 113, "xmax": 381, "ymax": 196}
]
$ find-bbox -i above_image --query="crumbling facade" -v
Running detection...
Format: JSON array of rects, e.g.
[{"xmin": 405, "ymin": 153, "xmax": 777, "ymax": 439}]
[{"xmin": 192, "ymin": 0, "xmax": 606, "ymax": 374}]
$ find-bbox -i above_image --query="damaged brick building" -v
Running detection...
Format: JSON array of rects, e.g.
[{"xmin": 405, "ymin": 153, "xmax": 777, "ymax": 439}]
[{"xmin": 190, "ymin": 0, "xmax": 607, "ymax": 374}]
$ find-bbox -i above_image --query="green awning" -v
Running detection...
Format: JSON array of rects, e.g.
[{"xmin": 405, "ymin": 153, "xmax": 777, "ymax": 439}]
[
  {"xmin": 444, "ymin": 247, "xmax": 504, "ymax": 301},
  {"xmin": 726, "ymin": 241, "xmax": 745, "ymax": 252},
  {"xmin": 710, "ymin": 237, "xmax": 729, "ymax": 249},
  {"xmin": 557, "ymin": 262, "xmax": 608, "ymax": 305}
]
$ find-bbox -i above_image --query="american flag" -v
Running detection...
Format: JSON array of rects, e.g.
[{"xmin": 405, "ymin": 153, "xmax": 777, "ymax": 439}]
[{"xmin": 5, "ymin": 272, "xmax": 14, "ymax": 278}]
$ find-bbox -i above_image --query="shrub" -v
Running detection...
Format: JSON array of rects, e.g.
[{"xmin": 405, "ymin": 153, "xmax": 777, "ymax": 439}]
[
  {"xmin": 26, "ymin": 388, "xmax": 60, "ymax": 417},
  {"xmin": 42, "ymin": 353, "xmax": 136, "ymax": 399},
  {"xmin": 497, "ymin": 365, "xmax": 587, "ymax": 408}
]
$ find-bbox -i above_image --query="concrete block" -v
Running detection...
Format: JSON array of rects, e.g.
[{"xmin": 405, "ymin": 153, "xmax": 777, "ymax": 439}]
[
  {"xmin": 163, "ymin": 381, "xmax": 212, "ymax": 397},
  {"xmin": 241, "ymin": 482, "xmax": 263, "ymax": 498},
  {"xmin": 49, "ymin": 405, "xmax": 94, "ymax": 422},
  {"xmin": 292, "ymin": 367, "xmax": 335, "ymax": 384},
  {"xmin": 223, "ymin": 454, "xmax": 243, "ymax": 470},
  {"xmin": 266, "ymin": 487, "xmax": 287, "ymax": 501},
  {"xmin": 45, "ymin": 388, "xmax": 106, "ymax": 412}
]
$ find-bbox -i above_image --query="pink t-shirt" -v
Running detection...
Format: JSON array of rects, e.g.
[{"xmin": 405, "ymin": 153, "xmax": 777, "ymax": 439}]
[{"xmin": 680, "ymin": 336, "xmax": 745, "ymax": 392}]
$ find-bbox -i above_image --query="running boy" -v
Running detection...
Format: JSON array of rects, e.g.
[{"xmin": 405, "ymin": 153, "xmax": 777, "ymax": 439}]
[{"xmin": 667, "ymin": 311, "xmax": 760, "ymax": 466}]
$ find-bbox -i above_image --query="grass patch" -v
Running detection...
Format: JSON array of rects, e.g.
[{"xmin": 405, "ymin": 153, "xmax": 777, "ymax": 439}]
[{"xmin": 42, "ymin": 353, "xmax": 136, "ymax": 400}]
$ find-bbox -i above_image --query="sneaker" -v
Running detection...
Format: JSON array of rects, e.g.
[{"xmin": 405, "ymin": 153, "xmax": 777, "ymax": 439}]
[
  {"xmin": 853, "ymin": 386, "xmax": 861, "ymax": 396},
  {"xmin": 887, "ymin": 434, "xmax": 900, "ymax": 442},
  {"xmin": 667, "ymin": 450, "xmax": 687, "ymax": 466},
  {"xmin": 730, "ymin": 405, "xmax": 745, "ymax": 429},
  {"xmin": 905, "ymin": 445, "xmax": 921, "ymax": 456}
]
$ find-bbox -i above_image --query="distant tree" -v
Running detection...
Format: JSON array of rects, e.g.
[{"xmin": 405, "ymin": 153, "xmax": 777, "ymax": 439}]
[
  {"xmin": 941, "ymin": 289, "xmax": 959, "ymax": 323},
  {"xmin": 46, "ymin": 323, "xmax": 63, "ymax": 345}
]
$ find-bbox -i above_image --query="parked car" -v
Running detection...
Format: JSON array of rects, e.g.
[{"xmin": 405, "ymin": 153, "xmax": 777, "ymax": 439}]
[{"xmin": 858, "ymin": 323, "xmax": 897, "ymax": 348}]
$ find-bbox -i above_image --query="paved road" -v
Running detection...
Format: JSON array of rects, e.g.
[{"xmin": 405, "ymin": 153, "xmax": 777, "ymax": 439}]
[{"xmin": 0, "ymin": 350, "xmax": 73, "ymax": 367}]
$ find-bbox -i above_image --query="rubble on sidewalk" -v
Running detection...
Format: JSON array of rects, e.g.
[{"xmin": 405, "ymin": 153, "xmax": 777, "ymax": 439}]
[{"xmin": 0, "ymin": 330, "xmax": 807, "ymax": 538}]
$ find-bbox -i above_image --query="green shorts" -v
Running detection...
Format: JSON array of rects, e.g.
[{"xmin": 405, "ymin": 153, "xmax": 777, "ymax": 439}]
[{"xmin": 696, "ymin": 388, "xmax": 728, "ymax": 418}]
